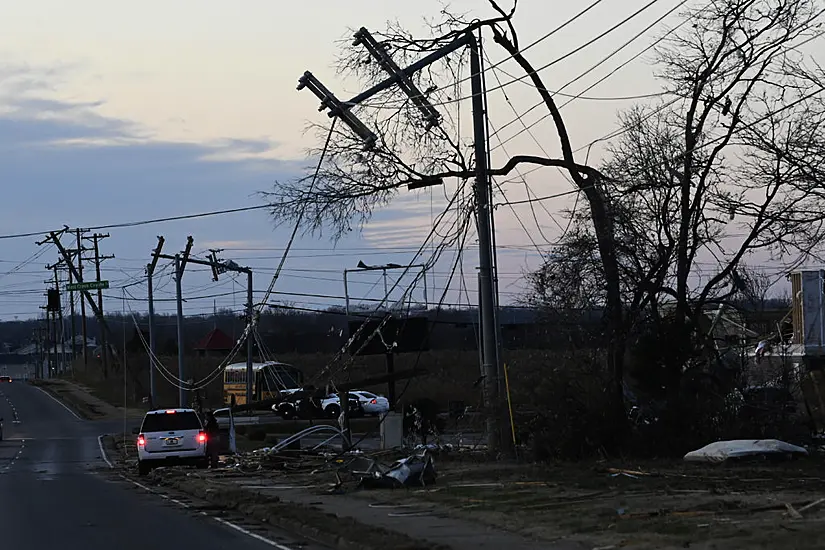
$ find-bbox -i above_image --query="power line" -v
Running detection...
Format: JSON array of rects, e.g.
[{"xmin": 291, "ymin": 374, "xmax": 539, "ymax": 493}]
[
  {"xmin": 0, "ymin": 204, "xmax": 273, "ymax": 242},
  {"xmin": 362, "ymin": 0, "xmax": 664, "ymax": 110},
  {"xmin": 569, "ymin": 8, "xmax": 825, "ymax": 158},
  {"xmin": 257, "ymin": 119, "xmax": 337, "ymax": 311},
  {"xmin": 489, "ymin": 0, "xmax": 688, "ymax": 151}
]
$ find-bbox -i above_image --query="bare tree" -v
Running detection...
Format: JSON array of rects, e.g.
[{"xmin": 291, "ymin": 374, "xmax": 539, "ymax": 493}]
[
  {"xmin": 529, "ymin": 0, "xmax": 825, "ymax": 419},
  {"xmin": 735, "ymin": 265, "xmax": 777, "ymax": 313}
]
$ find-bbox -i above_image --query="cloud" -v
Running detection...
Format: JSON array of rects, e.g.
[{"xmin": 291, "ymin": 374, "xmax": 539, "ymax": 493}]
[
  {"xmin": 197, "ymin": 239, "xmax": 273, "ymax": 250},
  {"xmin": 0, "ymin": 63, "xmax": 521, "ymax": 319},
  {"xmin": 0, "ymin": 65, "xmax": 307, "ymax": 308},
  {"xmin": 198, "ymin": 137, "xmax": 285, "ymax": 162}
]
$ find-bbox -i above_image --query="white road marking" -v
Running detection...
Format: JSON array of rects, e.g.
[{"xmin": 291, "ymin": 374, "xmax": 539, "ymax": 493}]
[
  {"xmin": 2, "ymin": 439, "xmax": 25, "ymax": 473},
  {"xmin": 34, "ymin": 386, "xmax": 83, "ymax": 421},
  {"xmin": 126, "ymin": 478, "xmax": 191, "ymax": 508},
  {"xmin": 1, "ymin": 390, "xmax": 20, "ymax": 422},
  {"xmin": 211, "ymin": 516, "xmax": 296, "ymax": 550},
  {"xmin": 97, "ymin": 435, "xmax": 113, "ymax": 469},
  {"xmin": 122, "ymin": 474, "xmax": 296, "ymax": 549}
]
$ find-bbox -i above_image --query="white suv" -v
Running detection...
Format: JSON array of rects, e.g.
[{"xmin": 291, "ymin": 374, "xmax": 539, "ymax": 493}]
[{"xmin": 135, "ymin": 408, "xmax": 208, "ymax": 475}]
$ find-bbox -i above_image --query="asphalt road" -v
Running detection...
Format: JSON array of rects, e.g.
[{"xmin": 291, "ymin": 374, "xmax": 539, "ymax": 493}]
[{"xmin": 0, "ymin": 377, "xmax": 323, "ymax": 550}]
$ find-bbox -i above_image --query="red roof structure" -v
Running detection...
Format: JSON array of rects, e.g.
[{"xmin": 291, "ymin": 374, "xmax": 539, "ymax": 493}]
[{"xmin": 193, "ymin": 328, "xmax": 234, "ymax": 353}]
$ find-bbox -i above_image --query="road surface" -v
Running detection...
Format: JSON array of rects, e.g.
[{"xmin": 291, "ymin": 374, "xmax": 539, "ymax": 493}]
[{"xmin": 0, "ymin": 378, "xmax": 325, "ymax": 550}]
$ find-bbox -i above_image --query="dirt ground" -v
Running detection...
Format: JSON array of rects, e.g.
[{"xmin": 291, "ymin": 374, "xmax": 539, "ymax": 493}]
[
  {"xmin": 107, "ymin": 425, "xmax": 825, "ymax": 549},
  {"xmin": 351, "ymin": 454, "xmax": 825, "ymax": 549},
  {"xmin": 50, "ymin": 369, "xmax": 825, "ymax": 549}
]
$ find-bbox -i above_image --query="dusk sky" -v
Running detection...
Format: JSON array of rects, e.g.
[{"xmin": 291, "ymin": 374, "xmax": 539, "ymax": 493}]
[{"xmin": 0, "ymin": 0, "xmax": 801, "ymax": 323}]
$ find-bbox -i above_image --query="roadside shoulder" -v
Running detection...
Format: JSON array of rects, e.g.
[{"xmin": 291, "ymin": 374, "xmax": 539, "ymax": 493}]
[
  {"xmin": 29, "ymin": 379, "xmax": 92, "ymax": 420},
  {"xmin": 29, "ymin": 378, "xmax": 143, "ymax": 421}
]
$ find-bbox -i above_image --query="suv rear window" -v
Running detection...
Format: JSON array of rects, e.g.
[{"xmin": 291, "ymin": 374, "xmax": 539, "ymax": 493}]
[{"xmin": 141, "ymin": 411, "xmax": 202, "ymax": 432}]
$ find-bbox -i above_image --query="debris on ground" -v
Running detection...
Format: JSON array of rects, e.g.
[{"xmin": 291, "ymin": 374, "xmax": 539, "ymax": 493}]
[
  {"xmin": 683, "ymin": 439, "xmax": 809, "ymax": 463},
  {"xmin": 359, "ymin": 449, "xmax": 438, "ymax": 489},
  {"xmin": 104, "ymin": 432, "xmax": 825, "ymax": 549}
]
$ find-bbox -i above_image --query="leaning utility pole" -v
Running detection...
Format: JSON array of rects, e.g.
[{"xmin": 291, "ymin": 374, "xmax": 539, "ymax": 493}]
[
  {"xmin": 76, "ymin": 229, "xmax": 88, "ymax": 366},
  {"xmin": 40, "ymin": 231, "xmax": 116, "ymax": 379},
  {"xmin": 298, "ymin": 28, "xmax": 503, "ymax": 453},
  {"xmin": 146, "ymin": 236, "xmax": 165, "ymax": 408},
  {"xmin": 84, "ymin": 233, "xmax": 114, "ymax": 377}
]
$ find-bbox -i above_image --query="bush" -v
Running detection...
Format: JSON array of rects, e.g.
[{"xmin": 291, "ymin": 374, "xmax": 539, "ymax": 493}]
[{"xmin": 520, "ymin": 375, "xmax": 623, "ymax": 460}]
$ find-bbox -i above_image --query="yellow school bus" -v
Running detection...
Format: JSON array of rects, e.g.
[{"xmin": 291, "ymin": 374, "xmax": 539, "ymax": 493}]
[{"xmin": 223, "ymin": 361, "xmax": 303, "ymax": 406}]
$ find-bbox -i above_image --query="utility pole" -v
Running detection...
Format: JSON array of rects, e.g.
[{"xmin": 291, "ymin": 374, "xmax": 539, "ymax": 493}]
[
  {"xmin": 300, "ymin": 29, "xmax": 504, "ymax": 452},
  {"xmin": 246, "ymin": 268, "xmax": 254, "ymax": 409},
  {"xmin": 52, "ymin": 305, "xmax": 59, "ymax": 376},
  {"xmin": 300, "ymin": 29, "xmax": 503, "ymax": 452},
  {"xmin": 175, "ymin": 236, "xmax": 194, "ymax": 408},
  {"xmin": 40, "ymin": 230, "xmax": 116, "ymax": 378},
  {"xmin": 46, "ymin": 261, "xmax": 66, "ymax": 373},
  {"xmin": 67, "ymin": 258, "xmax": 76, "ymax": 365},
  {"xmin": 76, "ymin": 229, "xmax": 88, "ymax": 366},
  {"xmin": 158, "ymin": 247, "xmax": 254, "ymax": 407},
  {"xmin": 39, "ymin": 306, "xmax": 51, "ymax": 377},
  {"xmin": 467, "ymin": 36, "xmax": 502, "ymax": 454},
  {"xmin": 84, "ymin": 233, "xmax": 114, "ymax": 378},
  {"xmin": 147, "ymin": 236, "xmax": 165, "ymax": 409},
  {"xmin": 43, "ymin": 266, "xmax": 63, "ymax": 377},
  {"xmin": 41, "ymin": 318, "xmax": 49, "ymax": 379}
]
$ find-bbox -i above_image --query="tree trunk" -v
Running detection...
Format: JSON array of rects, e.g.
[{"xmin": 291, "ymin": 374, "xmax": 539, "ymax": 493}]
[{"xmin": 492, "ymin": 29, "xmax": 627, "ymax": 421}]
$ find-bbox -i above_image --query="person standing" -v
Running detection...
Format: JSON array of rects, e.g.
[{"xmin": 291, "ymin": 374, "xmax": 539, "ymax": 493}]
[{"xmin": 204, "ymin": 411, "xmax": 220, "ymax": 468}]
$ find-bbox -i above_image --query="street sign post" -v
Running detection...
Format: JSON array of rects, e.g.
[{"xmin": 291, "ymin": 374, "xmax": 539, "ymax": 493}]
[{"xmin": 66, "ymin": 280, "xmax": 109, "ymax": 292}]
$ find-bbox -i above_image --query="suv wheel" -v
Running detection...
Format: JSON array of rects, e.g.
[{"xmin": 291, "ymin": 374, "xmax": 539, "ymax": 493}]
[
  {"xmin": 138, "ymin": 461, "xmax": 151, "ymax": 476},
  {"xmin": 325, "ymin": 404, "xmax": 341, "ymax": 419},
  {"xmin": 279, "ymin": 404, "xmax": 296, "ymax": 420}
]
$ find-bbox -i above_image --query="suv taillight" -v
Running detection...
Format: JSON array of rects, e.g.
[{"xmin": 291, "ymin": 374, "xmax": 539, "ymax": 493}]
[
  {"xmin": 370, "ymin": 399, "xmax": 377, "ymax": 404},
  {"xmin": 198, "ymin": 432, "xmax": 207, "ymax": 443},
  {"xmin": 137, "ymin": 434, "xmax": 145, "ymax": 446}
]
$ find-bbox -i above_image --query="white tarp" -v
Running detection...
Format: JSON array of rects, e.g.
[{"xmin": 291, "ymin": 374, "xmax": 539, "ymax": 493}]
[{"xmin": 684, "ymin": 439, "xmax": 808, "ymax": 463}]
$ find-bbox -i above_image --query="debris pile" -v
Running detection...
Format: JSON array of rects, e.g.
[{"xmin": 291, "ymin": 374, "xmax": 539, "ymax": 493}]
[{"xmin": 355, "ymin": 448, "xmax": 438, "ymax": 489}]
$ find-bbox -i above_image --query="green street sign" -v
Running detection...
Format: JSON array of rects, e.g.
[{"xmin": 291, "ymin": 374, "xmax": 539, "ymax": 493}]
[{"xmin": 66, "ymin": 280, "xmax": 109, "ymax": 292}]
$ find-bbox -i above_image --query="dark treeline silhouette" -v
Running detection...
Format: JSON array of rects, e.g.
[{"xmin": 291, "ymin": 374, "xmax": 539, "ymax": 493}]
[{"xmin": 0, "ymin": 301, "xmax": 791, "ymax": 356}]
